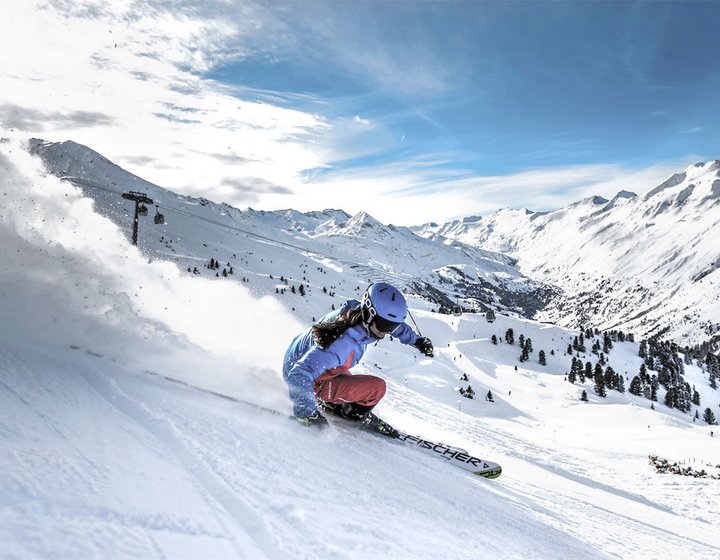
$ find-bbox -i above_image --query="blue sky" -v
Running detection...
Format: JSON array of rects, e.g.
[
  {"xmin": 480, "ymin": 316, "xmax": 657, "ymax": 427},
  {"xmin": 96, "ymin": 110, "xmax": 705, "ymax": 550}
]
[
  {"xmin": 208, "ymin": 1, "xmax": 720, "ymax": 181},
  {"xmin": 4, "ymin": 1, "xmax": 719, "ymax": 224}
]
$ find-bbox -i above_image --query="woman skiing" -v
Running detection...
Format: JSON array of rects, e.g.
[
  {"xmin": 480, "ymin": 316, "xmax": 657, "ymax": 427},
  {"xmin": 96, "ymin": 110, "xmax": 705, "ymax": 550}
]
[{"xmin": 282, "ymin": 282, "xmax": 434, "ymax": 436}]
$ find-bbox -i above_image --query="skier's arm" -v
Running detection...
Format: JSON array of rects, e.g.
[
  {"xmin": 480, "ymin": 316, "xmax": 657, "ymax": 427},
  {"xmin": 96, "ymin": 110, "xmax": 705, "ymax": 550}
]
[
  {"xmin": 394, "ymin": 323, "xmax": 419, "ymax": 346},
  {"xmin": 286, "ymin": 346, "xmax": 341, "ymax": 418},
  {"xmin": 394, "ymin": 323, "xmax": 434, "ymax": 357}
]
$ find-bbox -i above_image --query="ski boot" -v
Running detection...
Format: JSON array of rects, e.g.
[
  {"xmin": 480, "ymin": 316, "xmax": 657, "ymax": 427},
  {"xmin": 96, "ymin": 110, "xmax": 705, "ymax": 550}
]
[
  {"xmin": 342, "ymin": 403, "xmax": 399, "ymax": 438},
  {"xmin": 318, "ymin": 401, "xmax": 345, "ymax": 417},
  {"xmin": 359, "ymin": 411, "xmax": 399, "ymax": 438},
  {"xmin": 318, "ymin": 401, "xmax": 399, "ymax": 438}
]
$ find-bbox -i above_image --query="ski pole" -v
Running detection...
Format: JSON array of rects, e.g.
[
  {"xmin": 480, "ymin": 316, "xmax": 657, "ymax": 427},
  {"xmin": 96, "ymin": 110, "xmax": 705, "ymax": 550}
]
[{"xmin": 407, "ymin": 309, "xmax": 423, "ymax": 337}]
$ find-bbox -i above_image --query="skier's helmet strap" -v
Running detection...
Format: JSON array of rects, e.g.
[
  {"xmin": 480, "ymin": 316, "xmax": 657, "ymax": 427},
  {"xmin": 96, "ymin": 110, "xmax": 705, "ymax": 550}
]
[{"xmin": 361, "ymin": 282, "xmax": 407, "ymax": 333}]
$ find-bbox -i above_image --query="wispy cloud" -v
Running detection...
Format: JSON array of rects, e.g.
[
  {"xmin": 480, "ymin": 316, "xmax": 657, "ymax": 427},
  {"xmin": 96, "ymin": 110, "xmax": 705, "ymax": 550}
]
[
  {"xmin": 0, "ymin": 104, "xmax": 114, "ymax": 131},
  {"xmin": 285, "ymin": 157, "xmax": 699, "ymax": 225},
  {"xmin": 221, "ymin": 176, "xmax": 292, "ymax": 195}
]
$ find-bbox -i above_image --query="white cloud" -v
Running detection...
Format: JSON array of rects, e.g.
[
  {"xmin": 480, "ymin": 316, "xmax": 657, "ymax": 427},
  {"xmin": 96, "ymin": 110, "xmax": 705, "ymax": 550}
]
[{"xmin": 0, "ymin": 0, "xmax": 330, "ymax": 201}]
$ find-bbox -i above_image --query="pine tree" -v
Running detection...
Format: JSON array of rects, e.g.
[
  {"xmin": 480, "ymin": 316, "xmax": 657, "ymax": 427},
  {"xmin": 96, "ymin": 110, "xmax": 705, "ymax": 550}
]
[
  {"xmin": 519, "ymin": 344, "xmax": 529, "ymax": 362},
  {"xmin": 538, "ymin": 350, "xmax": 546, "ymax": 366},
  {"xmin": 650, "ymin": 376, "xmax": 659, "ymax": 402},
  {"xmin": 584, "ymin": 362, "xmax": 593, "ymax": 382},
  {"xmin": 505, "ymin": 328, "xmax": 514, "ymax": 345},
  {"xmin": 629, "ymin": 376, "xmax": 642, "ymax": 396},
  {"xmin": 594, "ymin": 362, "xmax": 604, "ymax": 379},
  {"xmin": 525, "ymin": 338, "xmax": 533, "ymax": 353},
  {"xmin": 710, "ymin": 364, "xmax": 718, "ymax": 390},
  {"xmin": 703, "ymin": 408, "xmax": 717, "ymax": 425},
  {"xmin": 682, "ymin": 382, "xmax": 693, "ymax": 413},
  {"xmin": 518, "ymin": 334, "xmax": 525, "ymax": 348},
  {"xmin": 664, "ymin": 387, "xmax": 675, "ymax": 409},
  {"xmin": 594, "ymin": 369, "xmax": 607, "ymax": 397},
  {"xmin": 603, "ymin": 333, "xmax": 612, "ymax": 354},
  {"xmin": 616, "ymin": 373, "xmax": 626, "ymax": 394},
  {"xmin": 604, "ymin": 366, "xmax": 616, "ymax": 391},
  {"xmin": 692, "ymin": 386, "xmax": 700, "ymax": 406}
]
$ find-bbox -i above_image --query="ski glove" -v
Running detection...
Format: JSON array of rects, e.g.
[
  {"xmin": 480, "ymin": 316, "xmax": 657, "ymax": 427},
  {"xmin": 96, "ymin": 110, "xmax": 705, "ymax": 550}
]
[
  {"xmin": 296, "ymin": 411, "xmax": 329, "ymax": 429},
  {"xmin": 415, "ymin": 337, "xmax": 434, "ymax": 357}
]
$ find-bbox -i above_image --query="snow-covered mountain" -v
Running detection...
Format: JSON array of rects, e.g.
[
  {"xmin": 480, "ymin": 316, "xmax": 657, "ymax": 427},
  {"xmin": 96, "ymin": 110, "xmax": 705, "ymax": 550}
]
[
  {"xmin": 27, "ymin": 138, "xmax": 552, "ymax": 318},
  {"xmin": 415, "ymin": 162, "xmax": 720, "ymax": 346}
]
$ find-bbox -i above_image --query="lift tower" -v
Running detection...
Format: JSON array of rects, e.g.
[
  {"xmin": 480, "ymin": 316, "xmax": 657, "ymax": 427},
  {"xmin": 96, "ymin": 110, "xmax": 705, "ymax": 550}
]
[{"xmin": 121, "ymin": 191, "xmax": 154, "ymax": 246}]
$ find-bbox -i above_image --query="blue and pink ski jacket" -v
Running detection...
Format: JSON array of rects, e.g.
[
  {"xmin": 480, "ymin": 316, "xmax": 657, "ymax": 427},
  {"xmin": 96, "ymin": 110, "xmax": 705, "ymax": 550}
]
[{"xmin": 282, "ymin": 299, "xmax": 419, "ymax": 417}]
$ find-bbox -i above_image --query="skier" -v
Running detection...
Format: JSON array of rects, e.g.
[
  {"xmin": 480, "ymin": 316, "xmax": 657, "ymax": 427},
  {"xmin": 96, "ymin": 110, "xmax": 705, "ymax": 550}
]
[{"xmin": 283, "ymin": 282, "xmax": 434, "ymax": 436}]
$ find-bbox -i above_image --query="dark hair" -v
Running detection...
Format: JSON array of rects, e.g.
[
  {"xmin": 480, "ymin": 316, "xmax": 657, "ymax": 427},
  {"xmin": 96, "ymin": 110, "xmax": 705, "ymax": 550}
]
[{"xmin": 312, "ymin": 306, "xmax": 364, "ymax": 349}]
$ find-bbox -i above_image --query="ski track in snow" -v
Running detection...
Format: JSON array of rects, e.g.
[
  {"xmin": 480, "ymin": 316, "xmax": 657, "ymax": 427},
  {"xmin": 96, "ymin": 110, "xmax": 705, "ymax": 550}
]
[{"xmin": 1, "ymin": 347, "xmax": 610, "ymax": 560}]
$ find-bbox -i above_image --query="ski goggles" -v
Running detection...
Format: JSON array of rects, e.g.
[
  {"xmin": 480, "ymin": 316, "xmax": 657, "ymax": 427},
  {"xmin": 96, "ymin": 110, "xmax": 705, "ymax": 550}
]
[
  {"xmin": 362, "ymin": 291, "xmax": 402, "ymax": 333},
  {"xmin": 372, "ymin": 315, "xmax": 402, "ymax": 334}
]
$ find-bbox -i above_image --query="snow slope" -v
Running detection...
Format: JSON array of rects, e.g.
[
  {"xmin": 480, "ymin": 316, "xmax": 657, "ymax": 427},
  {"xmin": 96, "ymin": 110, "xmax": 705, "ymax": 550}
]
[
  {"xmin": 2, "ymin": 137, "xmax": 720, "ymax": 559},
  {"xmin": 415, "ymin": 162, "xmax": 720, "ymax": 345}
]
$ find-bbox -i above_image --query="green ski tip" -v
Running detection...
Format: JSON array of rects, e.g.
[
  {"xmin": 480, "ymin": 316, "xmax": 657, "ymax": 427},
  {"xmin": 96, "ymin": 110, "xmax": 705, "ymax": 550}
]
[{"xmin": 475, "ymin": 466, "xmax": 502, "ymax": 479}]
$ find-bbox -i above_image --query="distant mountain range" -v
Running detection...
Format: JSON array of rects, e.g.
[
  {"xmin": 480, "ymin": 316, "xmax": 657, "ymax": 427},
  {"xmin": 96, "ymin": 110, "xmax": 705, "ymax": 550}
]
[
  {"xmin": 414, "ymin": 160, "xmax": 720, "ymax": 346},
  {"xmin": 28, "ymin": 138, "xmax": 720, "ymax": 346}
]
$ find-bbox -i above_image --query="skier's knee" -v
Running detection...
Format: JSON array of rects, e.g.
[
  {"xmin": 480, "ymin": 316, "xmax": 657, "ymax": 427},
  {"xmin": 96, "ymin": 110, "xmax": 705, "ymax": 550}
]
[{"xmin": 370, "ymin": 376, "xmax": 386, "ymax": 402}]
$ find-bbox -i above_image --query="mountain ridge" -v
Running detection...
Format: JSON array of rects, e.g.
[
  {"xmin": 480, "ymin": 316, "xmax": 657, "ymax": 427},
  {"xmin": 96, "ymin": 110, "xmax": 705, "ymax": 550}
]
[{"xmin": 415, "ymin": 160, "xmax": 720, "ymax": 344}]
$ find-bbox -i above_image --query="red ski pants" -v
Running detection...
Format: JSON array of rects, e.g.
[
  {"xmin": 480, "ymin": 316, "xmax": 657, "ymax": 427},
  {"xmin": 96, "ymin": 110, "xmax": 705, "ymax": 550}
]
[{"xmin": 313, "ymin": 369, "xmax": 386, "ymax": 406}]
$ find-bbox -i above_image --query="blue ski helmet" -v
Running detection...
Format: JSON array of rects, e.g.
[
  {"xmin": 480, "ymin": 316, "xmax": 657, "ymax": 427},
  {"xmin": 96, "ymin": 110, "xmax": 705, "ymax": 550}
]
[{"xmin": 361, "ymin": 282, "xmax": 407, "ymax": 334}]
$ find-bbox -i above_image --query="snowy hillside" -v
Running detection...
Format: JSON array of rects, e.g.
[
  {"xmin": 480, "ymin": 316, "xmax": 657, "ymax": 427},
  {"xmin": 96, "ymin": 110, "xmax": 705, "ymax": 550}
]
[
  {"xmin": 2, "ymin": 136, "xmax": 720, "ymax": 559},
  {"xmin": 415, "ymin": 162, "xmax": 720, "ymax": 345},
  {"xmin": 27, "ymin": 139, "xmax": 551, "ymax": 320}
]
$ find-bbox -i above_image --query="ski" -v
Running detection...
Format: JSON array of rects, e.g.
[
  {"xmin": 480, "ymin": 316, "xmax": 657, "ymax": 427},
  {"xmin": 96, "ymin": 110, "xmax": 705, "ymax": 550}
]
[
  {"xmin": 326, "ymin": 413, "xmax": 501, "ymax": 479},
  {"xmin": 395, "ymin": 431, "xmax": 502, "ymax": 479}
]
